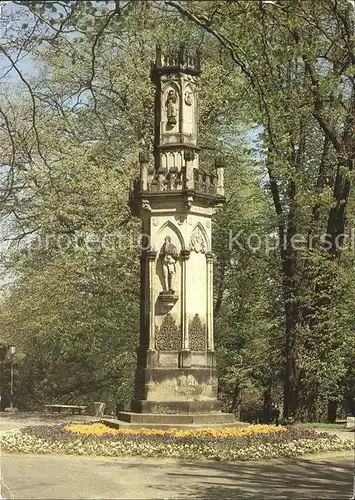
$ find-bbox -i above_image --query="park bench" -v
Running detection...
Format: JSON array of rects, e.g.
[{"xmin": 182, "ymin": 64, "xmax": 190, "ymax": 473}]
[{"xmin": 45, "ymin": 404, "xmax": 87, "ymax": 415}]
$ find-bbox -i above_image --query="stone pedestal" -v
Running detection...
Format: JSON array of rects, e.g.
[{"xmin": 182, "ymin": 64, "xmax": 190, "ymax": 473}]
[
  {"xmin": 102, "ymin": 416, "xmax": 246, "ymax": 430},
  {"xmin": 116, "ymin": 412, "xmax": 236, "ymax": 425},
  {"xmin": 123, "ymin": 45, "xmax": 235, "ymax": 428}
]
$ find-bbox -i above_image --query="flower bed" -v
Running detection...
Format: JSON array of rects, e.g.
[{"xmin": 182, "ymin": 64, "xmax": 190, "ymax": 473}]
[{"xmin": 0, "ymin": 423, "xmax": 353, "ymax": 461}]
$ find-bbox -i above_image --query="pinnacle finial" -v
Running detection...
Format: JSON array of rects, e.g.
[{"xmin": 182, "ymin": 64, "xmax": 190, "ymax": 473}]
[
  {"xmin": 139, "ymin": 151, "xmax": 149, "ymax": 163},
  {"xmin": 179, "ymin": 43, "xmax": 185, "ymax": 65},
  {"xmin": 155, "ymin": 44, "xmax": 162, "ymax": 68},
  {"xmin": 184, "ymin": 149, "xmax": 195, "ymax": 162},
  {"xmin": 215, "ymin": 154, "xmax": 226, "ymax": 168}
]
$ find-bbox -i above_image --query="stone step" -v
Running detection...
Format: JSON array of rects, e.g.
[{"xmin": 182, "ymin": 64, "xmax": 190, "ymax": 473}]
[
  {"xmin": 346, "ymin": 416, "xmax": 354, "ymax": 429},
  {"xmin": 102, "ymin": 411, "xmax": 248, "ymax": 429},
  {"xmin": 102, "ymin": 415, "xmax": 248, "ymax": 430},
  {"xmin": 117, "ymin": 411, "xmax": 238, "ymax": 425}
]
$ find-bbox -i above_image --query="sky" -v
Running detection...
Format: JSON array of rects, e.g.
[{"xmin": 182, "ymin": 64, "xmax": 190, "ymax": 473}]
[{"xmin": 0, "ymin": 1, "xmax": 46, "ymax": 80}]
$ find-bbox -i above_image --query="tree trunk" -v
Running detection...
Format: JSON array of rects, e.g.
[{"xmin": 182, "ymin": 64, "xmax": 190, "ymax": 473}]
[
  {"xmin": 231, "ymin": 383, "xmax": 242, "ymax": 420},
  {"xmin": 327, "ymin": 400, "xmax": 337, "ymax": 424},
  {"xmin": 267, "ymin": 155, "xmax": 300, "ymax": 421},
  {"xmin": 281, "ymin": 181, "xmax": 299, "ymax": 420},
  {"xmin": 262, "ymin": 383, "xmax": 272, "ymax": 424},
  {"xmin": 282, "ymin": 276, "xmax": 299, "ymax": 420}
]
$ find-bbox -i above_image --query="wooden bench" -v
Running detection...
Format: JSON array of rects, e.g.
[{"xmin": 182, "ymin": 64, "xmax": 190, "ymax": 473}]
[{"xmin": 45, "ymin": 404, "xmax": 87, "ymax": 415}]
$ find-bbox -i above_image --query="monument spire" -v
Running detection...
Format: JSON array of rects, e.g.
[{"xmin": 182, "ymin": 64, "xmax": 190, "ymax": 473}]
[{"xmin": 151, "ymin": 43, "xmax": 201, "ymax": 173}]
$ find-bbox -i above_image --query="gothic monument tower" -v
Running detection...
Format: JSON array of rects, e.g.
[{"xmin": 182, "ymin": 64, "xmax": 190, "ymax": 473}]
[{"xmin": 122, "ymin": 45, "xmax": 235, "ymax": 425}]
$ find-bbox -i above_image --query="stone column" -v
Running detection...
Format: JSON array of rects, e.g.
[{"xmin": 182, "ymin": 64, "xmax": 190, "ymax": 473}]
[
  {"xmin": 179, "ymin": 249, "xmax": 191, "ymax": 368},
  {"xmin": 215, "ymin": 155, "xmax": 225, "ymax": 197},
  {"xmin": 180, "ymin": 249, "xmax": 191, "ymax": 349},
  {"xmin": 147, "ymin": 250, "xmax": 157, "ymax": 350},
  {"xmin": 206, "ymin": 252, "xmax": 214, "ymax": 351},
  {"xmin": 184, "ymin": 149, "xmax": 195, "ymax": 190},
  {"xmin": 139, "ymin": 152, "xmax": 149, "ymax": 191}
]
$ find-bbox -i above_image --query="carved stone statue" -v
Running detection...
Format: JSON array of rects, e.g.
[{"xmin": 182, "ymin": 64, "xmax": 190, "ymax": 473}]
[
  {"xmin": 160, "ymin": 236, "xmax": 179, "ymax": 293},
  {"xmin": 184, "ymin": 90, "xmax": 192, "ymax": 106},
  {"xmin": 166, "ymin": 89, "xmax": 178, "ymax": 128}
]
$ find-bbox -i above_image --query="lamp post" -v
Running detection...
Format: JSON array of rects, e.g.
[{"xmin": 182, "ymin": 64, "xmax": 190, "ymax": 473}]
[
  {"xmin": 9, "ymin": 345, "xmax": 15, "ymax": 411},
  {"xmin": 0, "ymin": 344, "xmax": 7, "ymax": 411}
]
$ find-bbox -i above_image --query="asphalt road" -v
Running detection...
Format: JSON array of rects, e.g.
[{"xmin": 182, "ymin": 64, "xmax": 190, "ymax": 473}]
[{"xmin": 0, "ymin": 451, "xmax": 354, "ymax": 500}]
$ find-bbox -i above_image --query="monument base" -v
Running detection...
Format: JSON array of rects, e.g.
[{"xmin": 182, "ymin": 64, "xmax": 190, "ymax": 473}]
[
  {"xmin": 131, "ymin": 399, "xmax": 221, "ymax": 414},
  {"xmin": 102, "ymin": 413, "xmax": 247, "ymax": 430},
  {"xmin": 117, "ymin": 410, "xmax": 237, "ymax": 425}
]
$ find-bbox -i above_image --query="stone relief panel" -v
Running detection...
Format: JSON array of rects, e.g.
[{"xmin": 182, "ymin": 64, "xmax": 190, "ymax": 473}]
[
  {"xmin": 146, "ymin": 373, "xmax": 215, "ymax": 404},
  {"xmin": 184, "ymin": 89, "xmax": 193, "ymax": 106},
  {"xmin": 183, "ymin": 83, "xmax": 194, "ymax": 136},
  {"xmin": 156, "ymin": 313, "xmax": 181, "ymax": 350},
  {"xmin": 189, "ymin": 224, "xmax": 208, "ymax": 253},
  {"xmin": 189, "ymin": 314, "xmax": 206, "ymax": 350}
]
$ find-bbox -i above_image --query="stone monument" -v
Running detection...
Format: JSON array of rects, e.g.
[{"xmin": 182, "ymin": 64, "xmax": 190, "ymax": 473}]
[{"xmin": 120, "ymin": 44, "xmax": 236, "ymax": 426}]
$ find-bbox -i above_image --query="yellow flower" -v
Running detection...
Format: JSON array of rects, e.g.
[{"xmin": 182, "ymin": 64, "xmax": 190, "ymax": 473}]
[{"xmin": 64, "ymin": 423, "xmax": 286, "ymax": 438}]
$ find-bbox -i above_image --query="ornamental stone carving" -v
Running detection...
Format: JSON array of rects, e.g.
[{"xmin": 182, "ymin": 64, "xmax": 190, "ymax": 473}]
[
  {"xmin": 156, "ymin": 314, "xmax": 181, "ymax": 350},
  {"xmin": 189, "ymin": 226, "xmax": 207, "ymax": 253},
  {"xmin": 189, "ymin": 314, "xmax": 206, "ymax": 350},
  {"xmin": 184, "ymin": 90, "xmax": 192, "ymax": 106}
]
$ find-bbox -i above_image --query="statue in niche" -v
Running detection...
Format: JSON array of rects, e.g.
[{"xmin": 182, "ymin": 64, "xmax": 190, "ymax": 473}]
[
  {"xmin": 160, "ymin": 236, "xmax": 179, "ymax": 293},
  {"xmin": 184, "ymin": 90, "xmax": 192, "ymax": 106},
  {"xmin": 166, "ymin": 89, "xmax": 178, "ymax": 128}
]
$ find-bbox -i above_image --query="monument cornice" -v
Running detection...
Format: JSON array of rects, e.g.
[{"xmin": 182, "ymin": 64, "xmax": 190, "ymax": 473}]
[
  {"xmin": 131, "ymin": 189, "xmax": 226, "ymax": 205},
  {"xmin": 155, "ymin": 144, "xmax": 201, "ymax": 152}
]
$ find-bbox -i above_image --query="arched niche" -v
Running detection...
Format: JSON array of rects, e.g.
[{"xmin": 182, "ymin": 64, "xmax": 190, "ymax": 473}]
[
  {"xmin": 155, "ymin": 221, "xmax": 184, "ymax": 300},
  {"xmin": 162, "ymin": 80, "xmax": 180, "ymax": 99},
  {"xmin": 186, "ymin": 222, "xmax": 209, "ymax": 319},
  {"xmin": 157, "ymin": 221, "xmax": 184, "ymax": 251},
  {"xmin": 162, "ymin": 82, "xmax": 180, "ymax": 132}
]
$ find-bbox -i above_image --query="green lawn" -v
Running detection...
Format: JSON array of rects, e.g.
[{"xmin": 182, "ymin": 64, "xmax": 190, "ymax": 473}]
[{"xmin": 295, "ymin": 422, "xmax": 346, "ymax": 429}]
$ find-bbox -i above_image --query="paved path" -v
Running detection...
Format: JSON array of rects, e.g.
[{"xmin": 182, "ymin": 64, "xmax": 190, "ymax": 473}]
[
  {"xmin": 0, "ymin": 451, "xmax": 354, "ymax": 499},
  {"xmin": 315, "ymin": 428, "xmax": 355, "ymax": 441},
  {"xmin": 0, "ymin": 412, "xmax": 97, "ymax": 433}
]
